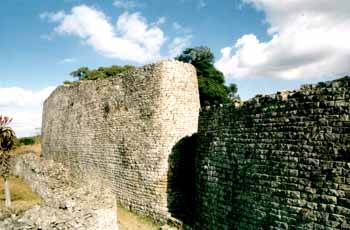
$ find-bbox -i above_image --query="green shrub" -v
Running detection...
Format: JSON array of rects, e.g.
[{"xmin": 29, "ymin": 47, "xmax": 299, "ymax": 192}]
[
  {"xmin": 176, "ymin": 46, "xmax": 239, "ymax": 106},
  {"xmin": 19, "ymin": 138, "xmax": 35, "ymax": 145},
  {"xmin": 17, "ymin": 136, "xmax": 41, "ymax": 146},
  {"xmin": 69, "ymin": 65, "xmax": 135, "ymax": 82}
]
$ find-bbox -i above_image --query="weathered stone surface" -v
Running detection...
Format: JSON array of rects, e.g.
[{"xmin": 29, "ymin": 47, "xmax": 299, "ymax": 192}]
[
  {"xmin": 41, "ymin": 60, "xmax": 200, "ymax": 221},
  {"xmin": 194, "ymin": 77, "xmax": 350, "ymax": 229},
  {"xmin": 41, "ymin": 58, "xmax": 350, "ymax": 229},
  {"xmin": 0, "ymin": 153, "xmax": 117, "ymax": 230}
]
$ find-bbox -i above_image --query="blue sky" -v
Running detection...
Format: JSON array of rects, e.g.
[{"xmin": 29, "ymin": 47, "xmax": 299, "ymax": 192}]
[{"xmin": 1, "ymin": 0, "xmax": 350, "ymax": 136}]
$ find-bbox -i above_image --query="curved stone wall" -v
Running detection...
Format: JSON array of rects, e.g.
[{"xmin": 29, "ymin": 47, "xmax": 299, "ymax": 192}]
[{"xmin": 41, "ymin": 60, "xmax": 200, "ymax": 221}]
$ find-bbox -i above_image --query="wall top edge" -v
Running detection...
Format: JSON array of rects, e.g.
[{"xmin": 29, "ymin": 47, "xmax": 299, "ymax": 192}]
[
  {"xmin": 201, "ymin": 76, "xmax": 350, "ymax": 113},
  {"xmin": 44, "ymin": 59, "xmax": 195, "ymax": 105}
]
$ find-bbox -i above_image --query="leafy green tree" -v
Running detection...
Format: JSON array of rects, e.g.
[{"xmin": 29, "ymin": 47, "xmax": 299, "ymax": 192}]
[
  {"xmin": 103, "ymin": 65, "xmax": 135, "ymax": 77},
  {"xmin": 0, "ymin": 115, "xmax": 16, "ymax": 208},
  {"xmin": 70, "ymin": 67, "xmax": 90, "ymax": 80},
  {"xmin": 69, "ymin": 65, "xmax": 135, "ymax": 82},
  {"xmin": 88, "ymin": 69, "xmax": 107, "ymax": 80},
  {"xmin": 226, "ymin": 83, "xmax": 240, "ymax": 101},
  {"xmin": 176, "ymin": 46, "xmax": 238, "ymax": 106},
  {"xmin": 176, "ymin": 46, "xmax": 214, "ymax": 64}
]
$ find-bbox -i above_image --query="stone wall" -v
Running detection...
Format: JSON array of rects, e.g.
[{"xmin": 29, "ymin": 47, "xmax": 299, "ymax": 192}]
[
  {"xmin": 194, "ymin": 77, "xmax": 350, "ymax": 229},
  {"xmin": 42, "ymin": 59, "xmax": 350, "ymax": 229},
  {"xmin": 41, "ymin": 60, "xmax": 200, "ymax": 221}
]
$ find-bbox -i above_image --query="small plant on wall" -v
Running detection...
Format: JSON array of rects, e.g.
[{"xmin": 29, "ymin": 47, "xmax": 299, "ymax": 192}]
[{"xmin": 0, "ymin": 115, "xmax": 16, "ymax": 208}]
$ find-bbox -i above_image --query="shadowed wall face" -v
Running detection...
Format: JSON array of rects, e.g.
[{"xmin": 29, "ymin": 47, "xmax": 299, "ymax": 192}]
[
  {"xmin": 195, "ymin": 77, "xmax": 350, "ymax": 229},
  {"xmin": 41, "ymin": 60, "xmax": 200, "ymax": 220},
  {"xmin": 168, "ymin": 134, "xmax": 198, "ymax": 225}
]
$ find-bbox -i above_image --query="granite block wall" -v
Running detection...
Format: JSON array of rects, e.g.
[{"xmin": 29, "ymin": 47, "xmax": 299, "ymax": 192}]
[
  {"xmin": 42, "ymin": 59, "xmax": 350, "ymax": 229},
  {"xmin": 41, "ymin": 60, "xmax": 200, "ymax": 221},
  {"xmin": 194, "ymin": 77, "xmax": 350, "ymax": 229}
]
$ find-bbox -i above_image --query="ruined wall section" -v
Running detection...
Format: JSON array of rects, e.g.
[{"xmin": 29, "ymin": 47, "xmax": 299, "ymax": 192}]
[
  {"xmin": 42, "ymin": 60, "xmax": 200, "ymax": 220},
  {"xmin": 195, "ymin": 77, "xmax": 350, "ymax": 229},
  {"xmin": 11, "ymin": 153, "xmax": 117, "ymax": 230}
]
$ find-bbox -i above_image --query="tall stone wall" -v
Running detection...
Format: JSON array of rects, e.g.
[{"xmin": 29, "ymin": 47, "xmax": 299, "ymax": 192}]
[
  {"xmin": 195, "ymin": 77, "xmax": 350, "ymax": 229},
  {"xmin": 41, "ymin": 60, "xmax": 200, "ymax": 221}
]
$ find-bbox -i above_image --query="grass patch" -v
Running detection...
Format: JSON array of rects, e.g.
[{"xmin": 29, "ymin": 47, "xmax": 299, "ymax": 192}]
[
  {"xmin": 117, "ymin": 205, "xmax": 160, "ymax": 230},
  {"xmin": 11, "ymin": 143, "xmax": 41, "ymax": 156},
  {"xmin": 12, "ymin": 135, "xmax": 41, "ymax": 156},
  {"xmin": 0, "ymin": 176, "xmax": 41, "ymax": 218}
]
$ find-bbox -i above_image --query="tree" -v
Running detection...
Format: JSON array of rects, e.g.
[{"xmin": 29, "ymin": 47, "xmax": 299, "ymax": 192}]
[
  {"xmin": 226, "ymin": 83, "xmax": 240, "ymax": 101},
  {"xmin": 176, "ymin": 46, "xmax": 214, "ymax": 64},
  {"xmin": 176, "ymin": 46, "xmax": 238, "ymax": 106},
  {"xmin": 70, "ymin": 67, "xmax": 90, "ymax": 80},
  {"xmin": 69, "ymin": 65, "xmax": 135, "ymax": 82},
  {"xmin": 0, "ymin": 115, "xmax": 16, "ymax": 208}
]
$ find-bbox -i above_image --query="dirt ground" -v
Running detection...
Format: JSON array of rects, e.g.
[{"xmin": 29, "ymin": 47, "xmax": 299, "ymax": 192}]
[
  {"xmin": 11, "ymin": 143, "xmax": 41, "ymax": 156},
  {"xmin": 117, "ymin": 205, "xmax": 159, "ymax": 230}
]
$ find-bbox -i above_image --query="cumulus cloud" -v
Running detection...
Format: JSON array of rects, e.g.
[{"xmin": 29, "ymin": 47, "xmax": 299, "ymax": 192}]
[
  {"xmin": 44, "ymin": 5, "xmax": 166, "ymax": 63},
  {"xmin": 4, "ymin": 110, "xmax": 43, "ymax": 138},
  {"xmin": 216, "ymin": 0, "xmax": 350, "ymax": 79},
  {"xmin": 0, "ymin": 87, "xmax": 55, "ymax": 137},
  {"xmin": 169, "ymin": 21, "xmax": 193, "ymax": 56},
  {"xmin": 40, "ymin": 11, "xmax": 65, "ymax": 22},
  {"xmin": 168, "ymin": 35, "xmax": 192, "ymax": 57},
  {"xmin": 0, "ymin": 87, "xmax": 55, "ymax": 108},
  {"xmin": 172, "ymin": 22, "xmax": 192, "ymax": 34},
  {"xmin": 155, "ymin": 17, "xmax": 166, "ymax": 26},
  {"xmin": 113, "ymin": 0, "xmax": 143, "ymax": 10}
]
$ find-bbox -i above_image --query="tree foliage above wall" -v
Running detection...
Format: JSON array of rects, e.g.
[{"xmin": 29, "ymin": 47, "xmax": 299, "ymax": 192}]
[
  {"xmin": 65, "ymin": 65, "xmax": 135, "ymax": 84},
  {"xmin": 176, "ymin": 46, "xmax": 239, "ymax": 106},
  {"xmin": 66, "ymin": 46, "xmax": 239, "ymax": 107}
]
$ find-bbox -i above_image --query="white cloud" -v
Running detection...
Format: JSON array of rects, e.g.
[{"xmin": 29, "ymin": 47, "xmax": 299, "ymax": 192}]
[
  {"xmin": 113, "ymin": 0, "xmax": 143, "ymax": 9},
  {"xmin": 4, "ymin": 110, "xmax": 42, "ymax": 138},
  {"xmin": 39, "ymin": 11, "xmax": 64, "ymax": 41},
  {"xmin": 172, "ymin": 22, "xmax": 192, "ymax": 34},
  {"xmin": 173, "ymin": 22, "xmax": 182, "ymax": 31},
  {"xmin": 169, "ymin": 22, "xmax": 193, "ymax": 56},
  {"xmin": 58, "ymin": 58, "xmax": 76, "ymax": 64},
  {"xmin": 0, "ymin": 87, "xmax": 55, "ymax": 137},
  {"xmin": 45, "ymin": 5, "xmax": 166, "ymax": 63},
  {"xmin": 155, "ymin": 17, "xmax": 166, "ymax": 26},
  {"xmin": 0, "ymin": 87, "xmax": 55, "ymax": 108},
  {"xmin": 40, "ymin": 11, "xmax": 66, "ymax": 22},
  {"xmin": 216, "ymin": 0, "xmax": 350, "ymax": 79},
  {"xmin": 168, "ymin": 35, "xmax": 192, "ymax": 57},
  {"xmin": 115, "ymin": 12, "xmax": 166, "ymax": 61}
]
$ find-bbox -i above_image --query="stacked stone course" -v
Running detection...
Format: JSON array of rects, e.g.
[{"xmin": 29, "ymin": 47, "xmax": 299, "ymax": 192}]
[
  {"xmin": 194, "ymin": 77, "xmax": 350, "ymax": 229},
  {"xmin": 42, "ymin": 59, "xmax": 350, "ymax": 229},
  {"xmin": 41, "ymin": 60, "xmax": 200, "ymax": 221}
]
